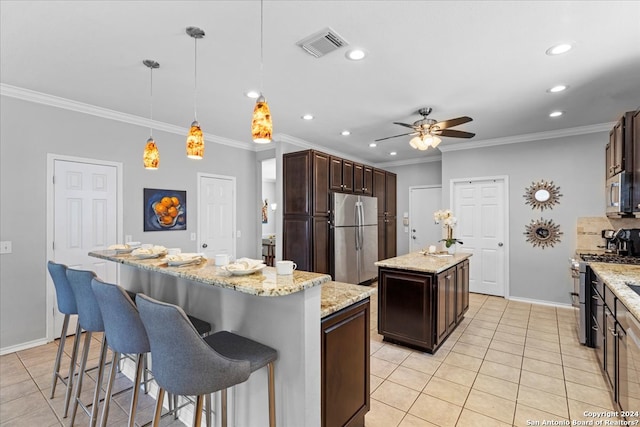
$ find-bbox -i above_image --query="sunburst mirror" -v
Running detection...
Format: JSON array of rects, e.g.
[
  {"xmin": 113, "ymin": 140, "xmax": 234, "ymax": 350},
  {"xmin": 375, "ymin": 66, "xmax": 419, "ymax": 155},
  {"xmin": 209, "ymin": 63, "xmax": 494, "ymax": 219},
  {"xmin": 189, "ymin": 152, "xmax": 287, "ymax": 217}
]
[
  {"xmin": 524, "ymin": 218, "xmax": 563, "ymax": 248},
  {"xmin": 523, "ymin": 180, "xmax": 562, "ymax": 210}
]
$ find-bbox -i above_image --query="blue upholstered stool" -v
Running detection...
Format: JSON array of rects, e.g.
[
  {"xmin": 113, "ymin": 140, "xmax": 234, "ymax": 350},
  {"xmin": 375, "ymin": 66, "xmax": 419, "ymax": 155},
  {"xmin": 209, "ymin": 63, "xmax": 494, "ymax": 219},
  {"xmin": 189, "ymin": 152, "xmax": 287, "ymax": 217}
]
[{"xmin": 137, "ymin": 294, "xmax": 278, "ymax": 427}]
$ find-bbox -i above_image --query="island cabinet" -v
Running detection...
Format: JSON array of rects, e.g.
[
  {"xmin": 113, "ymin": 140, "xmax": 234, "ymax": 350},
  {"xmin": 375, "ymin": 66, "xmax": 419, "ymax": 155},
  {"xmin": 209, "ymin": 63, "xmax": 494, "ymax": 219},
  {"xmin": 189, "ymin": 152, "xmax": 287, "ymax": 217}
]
[
  {"xmin": 376, "ymin": 254, "xmax": 471, "ymax": 353},
  {"xmin": 321, "ymin": 298, "xmax": 370, "ymax": 427}
]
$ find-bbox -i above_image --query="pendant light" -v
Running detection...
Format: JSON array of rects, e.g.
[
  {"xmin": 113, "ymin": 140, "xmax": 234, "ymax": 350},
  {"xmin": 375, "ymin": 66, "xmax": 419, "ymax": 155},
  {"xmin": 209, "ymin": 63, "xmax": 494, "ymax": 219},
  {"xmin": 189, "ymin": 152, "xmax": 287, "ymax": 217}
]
[
  {"xmin": 186, "ymin": 26, "xmax": 205, "ymax": 159},
  {"xmin": 143, "ymin": 59, "xmax": 160, "ymax": 169},
  {"xmin": 251, "ymin": 0, "xmax": 273, "ymax": 144}
]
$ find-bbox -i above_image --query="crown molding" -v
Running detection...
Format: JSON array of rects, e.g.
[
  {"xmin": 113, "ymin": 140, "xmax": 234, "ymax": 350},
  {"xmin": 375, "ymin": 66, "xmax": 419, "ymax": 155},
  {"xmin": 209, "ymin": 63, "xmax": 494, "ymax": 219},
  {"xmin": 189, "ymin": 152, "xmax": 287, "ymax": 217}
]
[
  {"xmin": 274, "ymin": 133, "xmax": 370, "ymax": 165},
  {"xmin": 438, "ymin": 122, "xmax": 614, "ymax": 153},
  {"xmin": 0, "ymin": 83, "xmax": 253, "ymax": 151},
  {"xmin": 374, "ymin": 154, "xmax": 442, "ymax": 168}
]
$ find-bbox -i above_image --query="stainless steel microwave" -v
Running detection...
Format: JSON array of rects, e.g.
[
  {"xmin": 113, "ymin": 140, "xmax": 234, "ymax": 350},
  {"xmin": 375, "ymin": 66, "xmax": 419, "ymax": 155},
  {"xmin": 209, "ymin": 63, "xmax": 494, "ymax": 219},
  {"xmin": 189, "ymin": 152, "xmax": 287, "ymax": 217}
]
[{"xmin": 606, "ymin": 171, "xmax": 633, "ymax": 217}]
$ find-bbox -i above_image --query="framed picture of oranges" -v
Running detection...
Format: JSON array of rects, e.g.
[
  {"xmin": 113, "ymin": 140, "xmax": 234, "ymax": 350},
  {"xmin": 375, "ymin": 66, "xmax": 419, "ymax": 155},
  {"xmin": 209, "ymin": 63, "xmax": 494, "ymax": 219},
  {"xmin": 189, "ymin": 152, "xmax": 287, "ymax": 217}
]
[{"xmin": 143, "ymin": 188, "xmax": 187, "ymax": 231}]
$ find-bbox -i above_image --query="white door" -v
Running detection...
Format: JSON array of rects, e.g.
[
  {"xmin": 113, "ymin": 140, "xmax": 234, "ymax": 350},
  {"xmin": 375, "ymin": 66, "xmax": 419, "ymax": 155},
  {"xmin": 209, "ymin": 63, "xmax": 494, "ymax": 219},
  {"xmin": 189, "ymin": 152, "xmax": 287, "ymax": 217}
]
[
  {"xmin": 409, "ymin": 186, "xmax": 442, "ymax": 252},
  {"xmin": 452, "ymin": 177, "xmax": 508, "ymax": 297},
  {"xmin": 198, "ymin": 174, "xmax": 236, "ymax": 260},
  {"xmin": 52, "ymin": 159, "xmax": 118, "ymax": 335}
]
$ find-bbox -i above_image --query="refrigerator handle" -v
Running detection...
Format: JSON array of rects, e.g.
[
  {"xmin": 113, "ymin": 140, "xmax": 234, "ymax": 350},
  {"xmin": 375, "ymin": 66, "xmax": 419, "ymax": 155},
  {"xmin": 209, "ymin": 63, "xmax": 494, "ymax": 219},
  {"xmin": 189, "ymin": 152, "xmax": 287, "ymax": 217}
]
[
  {"xmin": 358, "ymin": 203, "xmax": 365, "ymax": 249},
  {"xmin": 354, "ymin": 202, "xmax": 361, "ymax": 250}
]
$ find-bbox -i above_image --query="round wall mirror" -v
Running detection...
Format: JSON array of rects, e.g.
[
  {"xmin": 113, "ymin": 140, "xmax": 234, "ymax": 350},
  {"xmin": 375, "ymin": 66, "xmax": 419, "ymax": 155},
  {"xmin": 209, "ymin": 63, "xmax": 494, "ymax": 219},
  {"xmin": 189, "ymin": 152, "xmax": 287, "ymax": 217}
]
[
  {"xmin": 524, "ymin": 218, "xmax": 562, "ymax": 248},
  {"xmin": 524, "ymin": 180, "xmax": 562, "ymax": 210}
]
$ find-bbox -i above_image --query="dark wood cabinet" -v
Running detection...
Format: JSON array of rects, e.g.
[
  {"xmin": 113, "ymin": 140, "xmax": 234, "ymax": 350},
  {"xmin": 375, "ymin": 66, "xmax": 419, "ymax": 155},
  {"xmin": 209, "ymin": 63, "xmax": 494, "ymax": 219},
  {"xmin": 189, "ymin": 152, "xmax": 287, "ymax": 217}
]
[
  {"xmin": 456, "ymin": 260, "xmax": 469, "ymax": 322},
  {"xmin": 330, "ymin": 156, "xmax": 354, "ymax": 193},
  {"xmin": 322, "ymin": 299, "xmax": 370, "ymax": 427},
  {"xmin": 284, "ymin": 149, "xmax": 397, "ymax": 275},
  {"xmin": 378, "ymin": 259, "xmax": 469, "ymax": 353},
  {"xmin": 633, "ymin": 110, "xmax": 640, "ymax": 213}
]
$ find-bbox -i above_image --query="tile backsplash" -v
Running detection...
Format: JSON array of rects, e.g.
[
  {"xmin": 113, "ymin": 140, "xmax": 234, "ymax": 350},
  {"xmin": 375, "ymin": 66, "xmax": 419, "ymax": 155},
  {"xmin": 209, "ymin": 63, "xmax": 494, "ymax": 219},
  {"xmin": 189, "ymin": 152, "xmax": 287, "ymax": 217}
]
[{"xmin": 577, "ymin": 217, "xmax": 640, "ymax": 251}]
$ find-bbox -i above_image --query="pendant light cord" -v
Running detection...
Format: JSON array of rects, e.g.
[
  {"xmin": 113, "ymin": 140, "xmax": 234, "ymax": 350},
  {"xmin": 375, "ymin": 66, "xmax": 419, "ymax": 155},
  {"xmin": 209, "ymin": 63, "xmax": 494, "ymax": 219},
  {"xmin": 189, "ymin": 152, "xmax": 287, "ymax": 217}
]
[
  {"xmin": 193, "ymin": 36, "xmax": 198, "ymax": 121},
  {"xmin": 149, "ymin": 65, "xmax": 154, "ymax": 137},
  {"xmin": 260, "ymin": 0, "xmax": 264, "ymax": 92}
]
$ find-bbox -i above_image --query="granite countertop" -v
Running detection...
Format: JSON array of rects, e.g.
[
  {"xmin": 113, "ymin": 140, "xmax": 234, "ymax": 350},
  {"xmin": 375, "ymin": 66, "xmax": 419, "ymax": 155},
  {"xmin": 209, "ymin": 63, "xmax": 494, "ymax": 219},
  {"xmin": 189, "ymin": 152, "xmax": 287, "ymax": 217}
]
[
  {"xmin": 89, "ymin": 250, "xmax": 331, "ymax": 297},
  {"xmin": 320, "ymin": 281, "xmax": 377, "ymax": 318},
  {"xmin": 375, "ymin": 251, "xmax": 472, "ymax": 274},
  {"xmin": 589, "ymin": 263, "xmax": 640, "ymax": 320}
]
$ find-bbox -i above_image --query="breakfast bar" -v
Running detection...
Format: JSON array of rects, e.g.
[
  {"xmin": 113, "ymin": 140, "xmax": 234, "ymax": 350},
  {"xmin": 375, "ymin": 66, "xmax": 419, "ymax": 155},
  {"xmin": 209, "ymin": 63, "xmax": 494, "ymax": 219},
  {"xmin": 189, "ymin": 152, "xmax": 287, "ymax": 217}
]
[
  {"xmin": 90, "ymin": 250, "xmax": 330, "ymax": 426},
  {"xmin": 375, "ymin": 251, "xmax": 472, "ymax": 353}
]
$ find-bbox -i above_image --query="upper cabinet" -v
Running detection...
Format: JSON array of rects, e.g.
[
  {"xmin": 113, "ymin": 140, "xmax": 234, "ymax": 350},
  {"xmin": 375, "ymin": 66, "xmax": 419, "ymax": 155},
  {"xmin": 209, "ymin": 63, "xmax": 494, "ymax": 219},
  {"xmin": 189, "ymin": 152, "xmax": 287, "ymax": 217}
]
[
  {"xmin": 353, "ymin": 164, "xmax": 373, "ymax": 196},
  {"xmin": 329, "ymin": 156, "xmax": 354, "ymax": 193},
  {"xmin": 607, "ymin": 118, "xmax": 625, "ymax": 178},
  {"xmin": 633, "ymin": 110, "xmax": 640, "ymax": 214},
  {"xmin": 605, "ymin": 111, "xmax": 639, "ymax": 218}
]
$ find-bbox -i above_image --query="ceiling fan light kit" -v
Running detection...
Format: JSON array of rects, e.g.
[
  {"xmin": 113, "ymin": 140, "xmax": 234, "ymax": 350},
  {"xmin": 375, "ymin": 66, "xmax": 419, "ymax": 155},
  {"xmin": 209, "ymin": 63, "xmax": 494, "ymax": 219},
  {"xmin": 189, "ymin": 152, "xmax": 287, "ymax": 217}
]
[{"xmin": 376, "ymin": 107, "xmax": 474, "ymax": 151}]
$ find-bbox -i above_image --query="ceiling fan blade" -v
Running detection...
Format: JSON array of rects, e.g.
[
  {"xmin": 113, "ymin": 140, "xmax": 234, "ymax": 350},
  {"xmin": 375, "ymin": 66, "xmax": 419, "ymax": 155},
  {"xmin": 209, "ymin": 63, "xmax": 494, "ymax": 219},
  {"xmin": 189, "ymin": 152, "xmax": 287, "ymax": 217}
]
[
  {"xmin": 434, "ymin": 116, "xmax": 473, "ymax": 129},
  {"xmin": 374, "ymin": 132, "xmax": 417, "ymax": 142},
  {"xmin": 392, "ymin": 122, "xmax": 416, "ymax": 129},
  {"xmin": 436, "ymin": 129, "xmax": 476, "ymax": 138}
]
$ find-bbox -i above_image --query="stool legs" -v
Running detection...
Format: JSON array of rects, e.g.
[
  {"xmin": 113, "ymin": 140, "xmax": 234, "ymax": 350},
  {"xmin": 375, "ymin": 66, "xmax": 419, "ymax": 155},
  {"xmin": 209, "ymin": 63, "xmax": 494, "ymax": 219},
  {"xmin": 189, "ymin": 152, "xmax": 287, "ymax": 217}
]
[
  {"xmin": 50, "ymin": 314, "xmax": 70, "ymax": 399},
  {"xmin": 69, "ymin": 332, "xmax": 108, "ymax": 427},
  {"xmin": 63, "ymin": 322, "xmax": 82, "ymax": 418},
  {"xmin": 152, "ymin": 388, "xmax": 165, "ymax": 427},
  {"xmin": 268, "ymin": 361, "xmax": 276, "ymax": 427},
  {"xmin": 193, "ymin": 395, "xmax": 204, "ymax": 427},
  {"xmin": 221, "ymin": 389, "xmax": 228, "ymax": 427}
]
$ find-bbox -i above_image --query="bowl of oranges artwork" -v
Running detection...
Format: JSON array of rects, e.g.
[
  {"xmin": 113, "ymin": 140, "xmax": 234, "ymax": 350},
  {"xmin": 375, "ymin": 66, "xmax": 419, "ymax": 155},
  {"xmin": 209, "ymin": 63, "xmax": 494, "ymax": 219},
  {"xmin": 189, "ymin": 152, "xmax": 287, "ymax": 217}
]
[{"xmin": 144, "ymin": 189, "xmax": 187, "ymax": 231}]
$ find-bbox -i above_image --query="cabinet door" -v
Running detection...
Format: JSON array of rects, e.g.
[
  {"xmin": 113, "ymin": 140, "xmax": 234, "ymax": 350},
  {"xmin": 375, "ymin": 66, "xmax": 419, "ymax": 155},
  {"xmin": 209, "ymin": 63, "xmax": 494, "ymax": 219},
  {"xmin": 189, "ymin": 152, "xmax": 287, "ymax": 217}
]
[
  {"xmin": 353, "ymin": 163, "xmax": 364, "ymax": 194},
  {"xmin": 330, "ymin": 156, "xmax": 344, "ymax": 192},
  {"xmin": 384, "ymin": 217, "xmax": 396, "ymax": 259},
  {"xmin": 379, "ymin": 269, "xmax": 433, "ymax": 349},
  {"xmin": 606, "ymin": 142, "xmax": 614, "ymax": 178},
  {"xmin": 456, "ymin": 260, "xmax": 469, "ymax": 322},
  {"xmin": 377, "ymin": 219, "xmax": 386, "ymax": 261},
  {"xmin": 313, "ymin": 216, "xmax": 330, "ymax": 274},
  {"xmin": 283, "ymin": 151, "xmax": 311, "ymax": 215},
  {"xmin": 613, "ymin": 119, "xmax": 624, "ymax": 175},
  {"xmin": 605, "ymin": 306, "xmax": 616, "ymax": 390},
  {"xmin": 436, "ymin": 268, "xmax": 455, "ymax": 344},
  {"xmin": 322, "ymin": 299, "xmax": 370, "ymax": 427},
  {"xmin": 342, "ymin": 160, "xmax": 354, "ymax": 192},
  {"xmin": 363, "ymin": 166, "xmax": 373, "ymax": 196},
  {"xmin": 633, "ymin": 110, "xmax": 640, "ymax": 212},
  {"xmin": 313, "ymin": 151, "xmax": 330, "ymax": 216},
  {"xmin": 283, "ymin": 217, "xmax": 312, "ymax": 272},
  {"xmin": 385, "ymin": 172, "xmax": 397, "ymax": 217},
  {"xmin": 373, "ymin": 169, "xmax": 386, "ymax": 215}
]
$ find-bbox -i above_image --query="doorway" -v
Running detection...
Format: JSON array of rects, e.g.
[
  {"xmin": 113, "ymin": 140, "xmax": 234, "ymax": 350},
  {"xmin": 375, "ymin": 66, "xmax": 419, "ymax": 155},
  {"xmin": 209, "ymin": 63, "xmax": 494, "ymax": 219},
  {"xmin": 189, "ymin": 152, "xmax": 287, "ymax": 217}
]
[
  {"xmin": 451, "ymin": 176, "xmax": 509, "ymax": 297},
  {"xmin": 46, "ymin": 155, "xmax": 123, "ymax": 341},
  {"xmin": 197, "ymin": 173, "xmax": 236, "ymax": 260},
  {"xmin": 409, "ymin": 185, "xmax": 442, "ymax": 252}
]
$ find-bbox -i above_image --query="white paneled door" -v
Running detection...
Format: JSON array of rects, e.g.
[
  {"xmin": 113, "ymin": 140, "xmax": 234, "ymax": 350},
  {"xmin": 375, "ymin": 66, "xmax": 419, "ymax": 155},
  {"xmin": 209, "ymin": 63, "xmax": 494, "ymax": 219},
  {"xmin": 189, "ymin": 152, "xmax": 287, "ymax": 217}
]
[
  {"xmin": 52, "ymin": 159, "xmax": 118, "ymax": 335},
  {"xmin": 198, "ymin": 174, "xmax": 236, "ymax": 260},
  {"xmin": 409, "ymin": 186, "xmax": 442, "ymax": 253},
  {"xmin": 452, "ymin": 177, "xmax": 508, "ymax": 297}
]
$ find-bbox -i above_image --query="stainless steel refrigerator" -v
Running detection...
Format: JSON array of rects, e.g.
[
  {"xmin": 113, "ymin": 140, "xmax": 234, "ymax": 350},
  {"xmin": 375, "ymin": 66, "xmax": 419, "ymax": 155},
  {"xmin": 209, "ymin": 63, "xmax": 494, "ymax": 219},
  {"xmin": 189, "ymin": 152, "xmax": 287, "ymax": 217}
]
[{"xmin": 331, "ymin": 193, "xmax": 378, "ymax": 285}]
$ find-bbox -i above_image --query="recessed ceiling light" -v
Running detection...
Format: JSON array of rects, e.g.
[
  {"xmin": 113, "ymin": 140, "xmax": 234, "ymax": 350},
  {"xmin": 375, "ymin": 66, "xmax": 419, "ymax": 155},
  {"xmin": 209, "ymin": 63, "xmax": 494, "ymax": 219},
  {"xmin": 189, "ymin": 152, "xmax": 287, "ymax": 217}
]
[
  {"xmin": 549, "ymin": 111, "xmax": 564, "ymax": 118},
  {"xmin": 302, "ymin": 114, "xmax": 314, "ymax": 120},
  {"xmin": 390, "ymin": 151, "xmax": 397, "ymax": 156},
  {"xmin": 341, "ymin": 130, "xmax": 351, "ymax": 136},
  {"xmin": 548, "ymin": 85, "xmax": 568, "ymax": 93},
  {"xmin": 369, "ymin": 142, "xmax": 377, "ymax": 148},
  {"xmin": 346, "ymin": 49, "xmax": 366, "ymax": 61},
  {"xmin": 245, "ymin": 90, "xmax": 260, "ymax": 99},
  {"xmin": 546, "ymin": 43, "xmax": 572, "ymax": 56}
]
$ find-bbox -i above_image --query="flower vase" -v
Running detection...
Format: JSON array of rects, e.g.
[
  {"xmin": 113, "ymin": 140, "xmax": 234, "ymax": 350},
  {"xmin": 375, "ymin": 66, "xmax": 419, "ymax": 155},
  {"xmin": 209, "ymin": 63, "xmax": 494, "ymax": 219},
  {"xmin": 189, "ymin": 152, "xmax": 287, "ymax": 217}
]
[{"xmin": 447, "ymin": 245, "xmax": 456, "ymax": 255}]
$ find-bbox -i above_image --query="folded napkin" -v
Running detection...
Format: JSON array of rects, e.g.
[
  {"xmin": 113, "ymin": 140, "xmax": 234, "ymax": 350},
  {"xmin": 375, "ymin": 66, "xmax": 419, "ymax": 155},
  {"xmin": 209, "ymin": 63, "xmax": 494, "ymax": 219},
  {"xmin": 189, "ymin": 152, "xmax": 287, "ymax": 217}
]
[
  {"xmin": 132, "ymin": 245, "xmax": 167, "ymax": 256},
  {"xmin": 225, "ymin": 258, "xmax": 265, "ymax": 271},
  {"xmin": 108, "ymin": 244, "xmax": 129, "ymax": 250},
  {"xmin": 166, "ymin": 253, "xmax": 202, "ymax": 262}
]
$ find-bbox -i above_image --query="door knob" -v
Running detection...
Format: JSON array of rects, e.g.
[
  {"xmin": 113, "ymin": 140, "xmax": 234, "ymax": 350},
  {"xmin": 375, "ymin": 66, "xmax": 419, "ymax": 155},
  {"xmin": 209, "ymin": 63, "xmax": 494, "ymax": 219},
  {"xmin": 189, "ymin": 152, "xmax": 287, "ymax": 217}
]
[
  {"xmin": 498, "ymin": 242, "xmax": 503, "ymax": 247},
  {"xmin": 412, "ymin": 229, "xmax": 416, "ymax": 232},
  {"xmin": 412, "ymin": 236, "xmax": 416, "ymax": 240},
  {"xmin": 202, "ymin": 243, "xmax": 208, "ymax": 248}
]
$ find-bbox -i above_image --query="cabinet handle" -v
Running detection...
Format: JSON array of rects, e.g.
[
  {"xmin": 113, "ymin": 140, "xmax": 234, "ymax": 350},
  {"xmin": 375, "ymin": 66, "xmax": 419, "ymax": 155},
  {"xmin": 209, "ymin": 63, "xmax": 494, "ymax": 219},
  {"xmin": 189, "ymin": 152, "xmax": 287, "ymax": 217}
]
[
  {"xmin": 592, "ymin": 295, "xmax": 599, "ymax": 300},
  {"xmin": 593, "ymin": 325, "xmax": 599, "ymax": 331},
  {"xmin": 609, "ymin": 327, "xmax": 618, "ymax": 337}
]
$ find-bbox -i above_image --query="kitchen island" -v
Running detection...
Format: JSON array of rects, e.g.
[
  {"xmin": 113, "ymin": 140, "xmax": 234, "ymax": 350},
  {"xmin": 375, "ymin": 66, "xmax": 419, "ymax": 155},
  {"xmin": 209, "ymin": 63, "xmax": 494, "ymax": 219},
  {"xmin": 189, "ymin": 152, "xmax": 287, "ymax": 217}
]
[
  {"xmin": 90, "ymin": 250, "xmax": 375, "ymax": 427},
  {"xmin": 375, "ymin": 251, "xmax": 472, "ymax": 353}
]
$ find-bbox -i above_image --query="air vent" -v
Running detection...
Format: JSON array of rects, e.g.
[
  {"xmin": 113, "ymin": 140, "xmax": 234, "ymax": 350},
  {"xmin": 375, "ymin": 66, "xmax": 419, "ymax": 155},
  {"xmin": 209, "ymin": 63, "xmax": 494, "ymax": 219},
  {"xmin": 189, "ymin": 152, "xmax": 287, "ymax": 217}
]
[{"xmin": 296, "ymin": 27, "xmax": 349, "ymax": 58}]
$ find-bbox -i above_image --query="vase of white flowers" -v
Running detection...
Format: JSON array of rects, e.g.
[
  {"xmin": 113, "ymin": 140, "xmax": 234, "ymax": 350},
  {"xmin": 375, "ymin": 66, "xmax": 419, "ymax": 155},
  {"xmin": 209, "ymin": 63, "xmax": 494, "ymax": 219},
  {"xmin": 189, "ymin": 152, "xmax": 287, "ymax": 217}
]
[{"xmin": 433, "ymin": 209, "xmax": 463, "ymax": 253}]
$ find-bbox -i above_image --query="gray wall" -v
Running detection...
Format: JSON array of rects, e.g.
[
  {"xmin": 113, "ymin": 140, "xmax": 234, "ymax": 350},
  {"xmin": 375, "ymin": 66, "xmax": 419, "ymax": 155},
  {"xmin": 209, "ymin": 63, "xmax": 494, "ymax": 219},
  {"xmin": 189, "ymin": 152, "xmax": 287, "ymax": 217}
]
[
  {"xmin": 0, "ymin": 95, "xmax": 259, "ymax": 349},
  {"xmin": 442, "ymin": 132, "xmax": 607, "ymax": 304},
  {"xmin": 386, "ymin": 161, "xmax": 442, "ymax": 256}
]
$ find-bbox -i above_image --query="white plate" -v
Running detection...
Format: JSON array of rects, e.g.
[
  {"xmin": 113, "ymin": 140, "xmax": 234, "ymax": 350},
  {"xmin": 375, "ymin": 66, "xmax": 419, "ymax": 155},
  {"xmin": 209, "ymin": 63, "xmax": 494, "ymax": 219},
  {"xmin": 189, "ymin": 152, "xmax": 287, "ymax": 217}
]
[
  {"xmin": 132, "ymin": 252, "xmax": 165, "ymax": 259},
  {"xmin": 115, "ymin": 247, "xmax": 134, "ymax": 254},
  {"xmin": 222, "ymin": 264, "xmax": 266, "ymax": 276}
]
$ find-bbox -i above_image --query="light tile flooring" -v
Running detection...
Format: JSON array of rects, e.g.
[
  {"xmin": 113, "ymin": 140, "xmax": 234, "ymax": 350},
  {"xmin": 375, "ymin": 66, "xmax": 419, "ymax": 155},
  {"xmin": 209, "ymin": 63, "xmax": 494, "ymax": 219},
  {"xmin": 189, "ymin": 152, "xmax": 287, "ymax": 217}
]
[{"xmin": 0, "ymin": 291, "xmax": 621, "ymax": 427}]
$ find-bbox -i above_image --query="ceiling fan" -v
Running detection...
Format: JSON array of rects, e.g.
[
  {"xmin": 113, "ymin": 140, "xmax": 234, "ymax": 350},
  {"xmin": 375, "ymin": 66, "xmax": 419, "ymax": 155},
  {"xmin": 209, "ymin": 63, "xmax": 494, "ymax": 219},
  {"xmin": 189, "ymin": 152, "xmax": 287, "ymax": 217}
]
[{"xmin": 375, "ymin": 107, "xmax": 475, "ymax": 150}]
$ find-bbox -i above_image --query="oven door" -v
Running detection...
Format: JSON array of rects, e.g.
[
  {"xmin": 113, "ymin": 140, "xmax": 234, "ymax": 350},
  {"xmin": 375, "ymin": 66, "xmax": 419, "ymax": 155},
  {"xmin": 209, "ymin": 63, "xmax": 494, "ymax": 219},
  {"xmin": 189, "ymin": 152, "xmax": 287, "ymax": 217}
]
[{"xmin": 570, "ymin": 260, "xmax": 586, "ymax": 344}]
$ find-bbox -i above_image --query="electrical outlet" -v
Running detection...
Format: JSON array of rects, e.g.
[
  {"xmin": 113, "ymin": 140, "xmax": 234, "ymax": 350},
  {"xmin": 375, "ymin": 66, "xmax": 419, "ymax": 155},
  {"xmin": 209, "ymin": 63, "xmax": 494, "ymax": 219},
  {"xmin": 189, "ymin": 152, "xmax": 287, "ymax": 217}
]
[
  {"xmin": 0, "ymin": 241, "xmax": 12, "ymax": 254},
  {"xmin": 190, "ymin": 233, "xmax": 196, "ymax": 241},
  {"xmin": 125, "ymin": 235, "xmax": 132, "ymax": 243},
  {"xmin": 237, "ymin": 230, "xmax": 242, "ymax": 238}
]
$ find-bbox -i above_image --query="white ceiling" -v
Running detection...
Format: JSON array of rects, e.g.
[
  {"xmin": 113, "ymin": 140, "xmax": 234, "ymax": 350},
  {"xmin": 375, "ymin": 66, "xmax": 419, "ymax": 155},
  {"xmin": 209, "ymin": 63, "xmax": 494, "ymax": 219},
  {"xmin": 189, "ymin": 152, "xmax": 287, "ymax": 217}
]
[{"xmin": 2, "ymin": 1, "xmax": 639, "ymax": 164}]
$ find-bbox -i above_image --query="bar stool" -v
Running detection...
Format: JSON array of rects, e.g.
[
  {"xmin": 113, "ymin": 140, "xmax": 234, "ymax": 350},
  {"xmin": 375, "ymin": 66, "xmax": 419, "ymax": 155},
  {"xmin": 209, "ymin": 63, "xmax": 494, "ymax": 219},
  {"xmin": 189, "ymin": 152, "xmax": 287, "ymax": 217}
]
[
  {"xmin": 137, "ymin": 294, "xmax": 278, "ymax": 427},
  {"xmin": 47, "ymin": 261, "xmax": 81, "ymax": 418},
  {"xmin": 66, "ymin": 268, "xmax": 108, "ymax": 427}
]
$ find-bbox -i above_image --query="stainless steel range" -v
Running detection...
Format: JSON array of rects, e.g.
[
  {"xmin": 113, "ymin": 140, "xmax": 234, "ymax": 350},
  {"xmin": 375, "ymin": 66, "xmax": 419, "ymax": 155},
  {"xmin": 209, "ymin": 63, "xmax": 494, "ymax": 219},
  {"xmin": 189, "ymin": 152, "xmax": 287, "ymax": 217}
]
[{"xmin": 570, "ymin": 253, "xmax": 640, "ymax": 345}]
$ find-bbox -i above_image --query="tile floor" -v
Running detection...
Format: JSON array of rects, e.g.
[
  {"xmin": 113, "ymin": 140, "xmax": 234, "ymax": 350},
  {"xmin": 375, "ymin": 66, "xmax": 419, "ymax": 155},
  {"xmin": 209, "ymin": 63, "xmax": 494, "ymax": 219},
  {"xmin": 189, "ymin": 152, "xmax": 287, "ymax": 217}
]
[{"xmin": 0, "ymin": 291, "xmax": 621, "ymax": 426}]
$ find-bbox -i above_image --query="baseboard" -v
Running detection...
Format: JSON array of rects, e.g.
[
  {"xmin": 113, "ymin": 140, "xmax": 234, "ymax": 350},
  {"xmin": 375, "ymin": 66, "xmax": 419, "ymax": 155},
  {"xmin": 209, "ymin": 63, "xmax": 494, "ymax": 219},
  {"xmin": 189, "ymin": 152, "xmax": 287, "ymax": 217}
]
[
  {"xmin": 0, "ymin": 337, "xmax": 50, "ymax": 356},
  {"xmin": 506, "ymin": 295, "xmax": 573, "ymax": 309}
]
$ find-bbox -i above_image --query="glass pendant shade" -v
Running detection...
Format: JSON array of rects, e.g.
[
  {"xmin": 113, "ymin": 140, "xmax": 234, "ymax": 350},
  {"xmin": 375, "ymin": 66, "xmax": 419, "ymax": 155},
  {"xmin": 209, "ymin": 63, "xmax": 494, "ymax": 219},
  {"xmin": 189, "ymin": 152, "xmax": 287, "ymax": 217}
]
[
  {"xmin": 186, "ymin": 120, "xmax": 204, "ymax": 159},
  {"xmin": 409, "ymin": 136, "xmax": 421, "ymax": 150},
  {"xmin": 143, "ymin": 137, "xmax": 160, "ymax": 169},
  {"xmin": 252, "ymin": 95, "xmax": 272, "ymax": 144},
  {"xmin": 428, "ymin": 135, "xmax": 442, "ymax": 148}
]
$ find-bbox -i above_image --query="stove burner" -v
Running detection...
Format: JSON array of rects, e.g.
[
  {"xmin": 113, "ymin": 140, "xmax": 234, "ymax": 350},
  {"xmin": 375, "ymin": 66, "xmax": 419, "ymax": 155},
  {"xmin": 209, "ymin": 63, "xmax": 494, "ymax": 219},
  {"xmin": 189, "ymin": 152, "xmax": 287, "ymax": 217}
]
[{"xmin": 580, "ymin": 254, "xmax": 640, "ymax": 265}]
